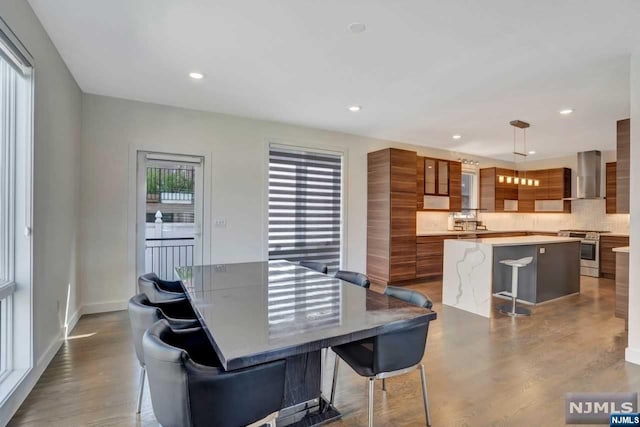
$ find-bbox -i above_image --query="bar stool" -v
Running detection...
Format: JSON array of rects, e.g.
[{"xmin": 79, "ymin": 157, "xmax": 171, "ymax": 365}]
[{"xmin": 497, "ymin": 256, "xmax": 533, "ymax": 317}]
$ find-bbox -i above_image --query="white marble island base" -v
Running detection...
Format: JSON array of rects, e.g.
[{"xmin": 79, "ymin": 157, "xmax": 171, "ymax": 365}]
[{"xmin": 442, "ymin": 236, "xmax": 581, "ymax": 318}]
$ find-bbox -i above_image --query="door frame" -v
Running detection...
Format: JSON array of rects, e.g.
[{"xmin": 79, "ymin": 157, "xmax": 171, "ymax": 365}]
[{"xmin": 127, "ymin": 145, "xmax": 212, "ymax": 296}]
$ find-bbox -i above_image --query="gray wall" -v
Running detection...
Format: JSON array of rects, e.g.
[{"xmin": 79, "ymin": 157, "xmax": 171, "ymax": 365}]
[{"xmin": 0, "ymin": 0, "xmax": 82, "ymax": 422}]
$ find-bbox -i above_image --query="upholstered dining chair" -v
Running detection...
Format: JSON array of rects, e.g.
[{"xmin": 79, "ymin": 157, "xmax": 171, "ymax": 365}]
[
  {"xmin": 329, "ymin": 287, "xmax": 434, "ymax": 427},
  {"xmin": 128, "ymin": 293, "xmax": 199, "ymax": 413},
  {"xmin": 299, "ymin": 260, "xmax": 328, "ymax": 274},
  {"xmin": 143, "ymin": 320, "xmax": 287, "ymax": 427},
  {"xmin": 138, "ymin": 272, "xmax": 186, "ymax": 303},
  {"xmin": 334, "ymin": 270, "xmax": 371, "ymax": 289}
]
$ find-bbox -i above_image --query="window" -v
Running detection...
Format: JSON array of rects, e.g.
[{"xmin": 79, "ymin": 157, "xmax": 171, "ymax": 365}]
[
  {"xmin": 461, "ymin": 169, "xmax": 478, "ymax": 211},
  {"xmin": 0, "ymin": 17, "xmax": 33, "ymax": 397},
  {"xmin": 268, "ymin": 145, "xmax": 343, "ymax": 273}
]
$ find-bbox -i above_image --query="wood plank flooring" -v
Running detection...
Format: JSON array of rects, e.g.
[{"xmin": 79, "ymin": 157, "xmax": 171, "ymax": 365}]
[{"xmin": 9, "ymin": 277, "xmax": 640, "ymax": 426}]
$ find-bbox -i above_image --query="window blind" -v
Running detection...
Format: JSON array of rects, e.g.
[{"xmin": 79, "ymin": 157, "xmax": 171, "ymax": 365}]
[{"xmin": 268, "ymin": 146, "xmax": 343, "ymax": 272}]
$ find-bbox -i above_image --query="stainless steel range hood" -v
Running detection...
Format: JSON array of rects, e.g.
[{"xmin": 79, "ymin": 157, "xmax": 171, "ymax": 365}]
[{"xmin": 571, "ymin": 150, "xmax": 602, "ymax": 200}]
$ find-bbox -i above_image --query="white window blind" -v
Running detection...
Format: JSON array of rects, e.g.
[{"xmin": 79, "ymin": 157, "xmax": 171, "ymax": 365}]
[{"xmin": 268, "ymin": 146, "xmax": 343, "ymax": 272}]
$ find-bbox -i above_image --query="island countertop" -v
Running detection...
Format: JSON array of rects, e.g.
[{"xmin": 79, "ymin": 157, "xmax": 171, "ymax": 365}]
[
  {"xmin": 458, "ymin": 235, "xmax": 581, "ymax": 247},
  {"xmin": 613, "ymin": 246, "xmax": 630, "ymax": 253}
]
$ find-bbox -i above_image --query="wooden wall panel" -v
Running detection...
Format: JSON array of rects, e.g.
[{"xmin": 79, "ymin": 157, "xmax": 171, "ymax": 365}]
[
  {"xmin": 606, "ymin": 162, "xmax": 617, "ymax": 214},
  {"xmin": 617, "ymin": 119, "xmax": 630, "ymax": 213}
]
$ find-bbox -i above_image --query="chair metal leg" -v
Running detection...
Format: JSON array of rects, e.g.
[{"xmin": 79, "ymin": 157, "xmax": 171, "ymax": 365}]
[
  {"xmin": 382, "ymin": 378, "xmax": 386, "ymax": 392},
  {"xmin": 136, "ymin": 366, "xmax": 146, "ymax": 414},
  {"xmin": 419, "ymin": 364, "xmax": 431, "ymax": 426},
  {"xmin": 330, "ymin": 355, "xmax": 339, "ymax": 405},
  {"xmin": 368, "ymin": 378, "xmax": 375, "ymax": 427}
]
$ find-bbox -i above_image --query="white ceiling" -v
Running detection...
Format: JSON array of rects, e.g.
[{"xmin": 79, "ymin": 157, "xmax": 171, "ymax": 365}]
[{"xmin": 28, "ymin": 0, "xmax": 640, "ymax": 161}]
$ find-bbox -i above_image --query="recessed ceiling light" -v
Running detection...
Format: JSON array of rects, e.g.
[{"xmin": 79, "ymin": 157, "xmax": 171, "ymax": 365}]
[
  {"xmin": 452, "ymin": 134, "xmax": 462, "ymax": 140},
  {"xmin": 528, "ymin": 150, "xmax": 536, "ymax": 155},
  {"xmin": 348, "ymin": 22, "xmax": 367, "ymax": 34},
  {"xmin": 348, "ymin": 105, "xmax": 361, "ymax": 112},
  {"xmin": 559, "ymin": 108, "xmax": 573, "ymax": 115},
  {"xmin": 189, "ymin": 72, "xmax": 204, "ymax": 80}
]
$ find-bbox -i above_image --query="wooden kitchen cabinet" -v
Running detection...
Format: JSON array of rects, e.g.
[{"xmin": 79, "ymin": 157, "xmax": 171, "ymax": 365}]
[
  {"xmin": 606, "ymin": 162, "xmax": 617, "ymax": 214},
  {"xmin": 535, "ymin": 169, "xmax": 549, "ymax": 200},
  {"xmin": 423, "ymin": 157, "xmax": 449, "ymax": 196},
  {"xmin": 480, "ymin": 167, "xmax": 571, "ymax": 213},
  {"xmin": 480, "ymin": 167, "xmax": 518, "ymax": 212},
  {"xmin": 617, "ymin": 119, "xmax": 630, "ymax": 214},
  {"xmin": 600, "ymin": 235, "xmax": 629, "ymax": 279},
  {"xmin": 416, "ymin": 231, "xmax": 531, "ymax": 279},
  {"xmin": 416, "ymin": 236, "xmax": 445, "ymax": 278},
  {"xmin": 517, "ymin": 170, "xmax": 536, "ymax": 213},
  {"xmin": 547, "ymin": 168, "xmax": 571, "ymax": 200},
  {"xmin": 417, "ymin": 156, "xmax": 462, "ymax": 212},
  {"xmin": 367, "ymin": 148, "xmax": 417, "ymax": 286},
  {"xmin": 449, "ymin": 161, "xmax": 462, "ymax": 212}
]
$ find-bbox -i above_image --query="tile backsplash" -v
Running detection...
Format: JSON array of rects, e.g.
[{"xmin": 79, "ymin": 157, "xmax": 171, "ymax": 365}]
[{"xmin": 416, "ymin": 199, "xmax": 629, "ymax": 234}]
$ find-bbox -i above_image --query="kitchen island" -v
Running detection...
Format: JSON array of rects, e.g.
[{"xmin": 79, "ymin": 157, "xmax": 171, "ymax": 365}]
[{"xmin": 442, "ymin": 235, "xmax": 581, "ymax": 318}]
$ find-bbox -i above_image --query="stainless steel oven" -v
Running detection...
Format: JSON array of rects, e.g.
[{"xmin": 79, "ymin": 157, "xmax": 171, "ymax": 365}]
[{"xmin": 558, "ymin": 230, "xmax": 604, "ymax": 277}]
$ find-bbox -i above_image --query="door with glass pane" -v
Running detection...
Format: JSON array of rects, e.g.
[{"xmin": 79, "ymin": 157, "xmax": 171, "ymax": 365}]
[{"xmin": 137, "ymin": 152, "xmax": 204, "ymax": 280}]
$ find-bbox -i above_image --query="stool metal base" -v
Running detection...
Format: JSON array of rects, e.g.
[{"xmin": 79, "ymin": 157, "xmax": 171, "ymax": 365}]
[{"xmin": 497, "ymin": 304, "xmax": 531, "ymax": 317}]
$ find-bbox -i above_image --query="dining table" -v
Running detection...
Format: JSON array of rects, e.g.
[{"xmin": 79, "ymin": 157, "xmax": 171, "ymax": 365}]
[{"xmin": 175, "ymin": 260, "xmax": 437, "ymax": 426}]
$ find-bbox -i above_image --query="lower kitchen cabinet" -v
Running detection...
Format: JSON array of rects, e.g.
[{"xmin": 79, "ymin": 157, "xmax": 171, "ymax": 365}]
[
  {"xmin": 416, "ymin": 231, "xmax": 534, "ymax": 279},
  {"xmin": 600, "ymin": 235, "xmax": 629, "ymax": 279}
]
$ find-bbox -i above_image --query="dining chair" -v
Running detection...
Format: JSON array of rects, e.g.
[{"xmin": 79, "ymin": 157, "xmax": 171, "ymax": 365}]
[
  {"xmin": 329, "ymin": 287, "xmax": 433, "ymax": 427},
  {"xmin": 143, "ymin": 320, "xmax": 286, "ymax": 427},
  {"xmin": 334, "ymin": 270, "xmax": 370, "ymax": 288},
  {"xmin": 299, "ymin": 260, "xmax": 328, "ymax": 274},
  {"xmin": 138, "ymin": 272, "xmax": 186, "ymax": 303},
  {"xmin": 128, "ymin": 293, "xmax": 199, "ymax": 414}
]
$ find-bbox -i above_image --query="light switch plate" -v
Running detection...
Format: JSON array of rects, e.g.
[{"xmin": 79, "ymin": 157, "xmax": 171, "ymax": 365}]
[{"xmin": 539, "ymin": 247, "xmax": 546, "ymax": 254}]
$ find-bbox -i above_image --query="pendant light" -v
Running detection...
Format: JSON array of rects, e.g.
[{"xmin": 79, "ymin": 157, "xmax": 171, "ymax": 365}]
[{"xmin": 504, "ymin": 120, "xmax": 539, "ymax": 187}]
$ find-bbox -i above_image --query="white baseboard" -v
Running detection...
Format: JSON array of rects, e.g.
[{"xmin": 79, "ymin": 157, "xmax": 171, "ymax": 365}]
[
  {"xmin": 1, "ymin": 300, "xmax": 127, "ymax": 425},
  {"xmin": 1, "ymin": 330, "xmax": 64, "ymax": 426},
  {"xmin": 81, "ymin": 300, "xmax": 128, "ymax": 315},
  {"xmin": 625, "ymin": 347, "xmax": 640, "ymax": 365}
]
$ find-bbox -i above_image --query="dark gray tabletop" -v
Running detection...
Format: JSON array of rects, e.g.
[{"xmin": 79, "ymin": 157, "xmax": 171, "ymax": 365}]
[{"xmin": 175, "ymin": 260, "xmax": 437, "ymax": 370}]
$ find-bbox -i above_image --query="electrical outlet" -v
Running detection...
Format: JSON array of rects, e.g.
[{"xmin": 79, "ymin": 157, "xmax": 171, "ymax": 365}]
[
  {"xmin": 539, "ymin": 247, "xmax": 546, "ymax": 254},
  {"xmin": 214, "ymin": 219, "xmax": 227, "ymax": 228}
]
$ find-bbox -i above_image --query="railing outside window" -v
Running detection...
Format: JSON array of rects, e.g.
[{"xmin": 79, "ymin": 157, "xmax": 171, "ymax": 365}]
[
  {"xmin": 145, "ymin": 238, "xmax": 195, "ymax": 280},
  {"xmin": 146, "ymin": 167, "xmax": 194, "ymax": 203}
]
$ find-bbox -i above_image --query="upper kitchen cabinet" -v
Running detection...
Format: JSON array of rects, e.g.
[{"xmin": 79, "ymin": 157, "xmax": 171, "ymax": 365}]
[
  {"xmin": 616, "ymin": 119, "xmax": 630, "ymax": 214},
  {"xmin": 480, "ymin": 167, "xmax": 571, "ymax": 213},
  {"xmin": 367, "ymin": 148, "xmax": 417, "ymax": 286},
  {"xmin": 449, "ymin": 161, "xmax": 462, "ymax": 212},
  {"xmin": 480, "ymin": 167, "xmax": 518, "ymax": 212},
  {"xmin": 417, "ymin": 156, "xmax": 462, "ymax": 212},
  {"xmin": 606, "ymin": 162, "xmax": 617, "ymax": 214}
]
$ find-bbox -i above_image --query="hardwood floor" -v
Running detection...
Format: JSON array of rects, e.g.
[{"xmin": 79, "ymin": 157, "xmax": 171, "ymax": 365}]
[{"xmin": 10, "ymin": 277, "xmax": 640, "ymax": 426}]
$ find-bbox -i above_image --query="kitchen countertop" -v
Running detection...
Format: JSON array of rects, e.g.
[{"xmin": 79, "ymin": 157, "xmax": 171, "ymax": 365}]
[
  {"xmin": 456, "ymin": 235, "xmax": 582, "ymax": 247},
  {"xmin": 417, "ymin": 230, "xmax": 629, "ymax": 237},
  {"xmin": 613, "ymin": 246, "xmax": 630, "ymax": 253},
  {"xmin": 417, "ymin": 230, "xmax": 557, "ymax": 237}
]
